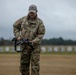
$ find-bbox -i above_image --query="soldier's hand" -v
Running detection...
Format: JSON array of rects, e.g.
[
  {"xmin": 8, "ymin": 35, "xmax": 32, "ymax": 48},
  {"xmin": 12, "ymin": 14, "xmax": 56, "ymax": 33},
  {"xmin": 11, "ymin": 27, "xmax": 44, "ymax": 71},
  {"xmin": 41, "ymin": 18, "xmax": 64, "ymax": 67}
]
[
  {"xmin": 17, "ymin": 36, "xmax": 21, "ymax": 41},
  {"xmin": 29, "ymin": 41, "xmax": 34, "ymax": 45}
]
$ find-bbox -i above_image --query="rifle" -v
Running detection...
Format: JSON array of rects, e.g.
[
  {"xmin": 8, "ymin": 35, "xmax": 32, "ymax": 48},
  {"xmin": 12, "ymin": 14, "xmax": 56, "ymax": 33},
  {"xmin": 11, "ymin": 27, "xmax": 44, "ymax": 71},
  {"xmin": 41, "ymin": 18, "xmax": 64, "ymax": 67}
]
[{"xmin": 12, "ymin": 38, "xmax": 34, "ymax": 52}]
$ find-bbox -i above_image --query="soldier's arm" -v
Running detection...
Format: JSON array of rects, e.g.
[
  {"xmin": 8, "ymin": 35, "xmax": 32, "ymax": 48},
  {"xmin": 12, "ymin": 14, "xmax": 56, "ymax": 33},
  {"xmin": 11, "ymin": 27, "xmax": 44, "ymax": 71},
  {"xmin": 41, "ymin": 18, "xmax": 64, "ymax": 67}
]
[
  {"xmin": 13, "ymin": 17, "xmax": 23, "ymax": 38},
  {"xmin": 33, "ymin": 20, "xmax": 45, "ymax": 45}
]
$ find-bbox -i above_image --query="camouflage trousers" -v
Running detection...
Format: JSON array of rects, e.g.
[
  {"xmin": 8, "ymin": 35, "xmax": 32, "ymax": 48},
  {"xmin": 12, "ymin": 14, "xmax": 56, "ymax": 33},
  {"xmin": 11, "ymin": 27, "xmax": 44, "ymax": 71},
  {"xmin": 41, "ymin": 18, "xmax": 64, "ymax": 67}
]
[{"xmin": 20, "ymin": 45, "xmax": 40, "ymax": 75}]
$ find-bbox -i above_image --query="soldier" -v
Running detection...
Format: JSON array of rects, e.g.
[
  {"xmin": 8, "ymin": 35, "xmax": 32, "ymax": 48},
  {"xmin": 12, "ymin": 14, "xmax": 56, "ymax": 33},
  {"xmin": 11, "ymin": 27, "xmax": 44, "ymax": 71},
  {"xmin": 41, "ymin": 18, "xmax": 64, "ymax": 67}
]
[{"xmin": 13, "ymin": 5, "xmax": 45, "ymax": 75}]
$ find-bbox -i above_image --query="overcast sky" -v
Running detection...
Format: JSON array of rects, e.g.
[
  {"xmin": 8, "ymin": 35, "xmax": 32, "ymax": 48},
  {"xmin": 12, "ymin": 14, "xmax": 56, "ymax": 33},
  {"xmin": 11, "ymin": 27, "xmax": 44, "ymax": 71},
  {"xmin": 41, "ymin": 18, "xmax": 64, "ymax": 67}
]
[{"xmin": 0, "ymin": 0, "xmax": 76, "ymax": 40}]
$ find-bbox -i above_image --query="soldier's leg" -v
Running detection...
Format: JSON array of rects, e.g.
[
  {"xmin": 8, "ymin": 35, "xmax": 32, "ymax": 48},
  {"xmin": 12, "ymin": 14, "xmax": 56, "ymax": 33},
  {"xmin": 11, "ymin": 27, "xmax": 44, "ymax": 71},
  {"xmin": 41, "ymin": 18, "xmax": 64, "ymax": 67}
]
[
  {"xmin": 20, "ymin": 45, "xmax": 31, "ymax": 75},
  {"xmin": 31, "ymin": 46, "xmax": 40, "ymax": 75}
]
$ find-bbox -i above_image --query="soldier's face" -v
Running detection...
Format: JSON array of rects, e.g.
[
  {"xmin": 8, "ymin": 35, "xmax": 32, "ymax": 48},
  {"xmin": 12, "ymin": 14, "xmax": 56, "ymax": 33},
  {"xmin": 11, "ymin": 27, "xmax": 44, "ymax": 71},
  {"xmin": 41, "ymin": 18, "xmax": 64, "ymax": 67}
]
[{"xmin": 29, "ymin": 12, "xmax": 36, "ymax": 19}]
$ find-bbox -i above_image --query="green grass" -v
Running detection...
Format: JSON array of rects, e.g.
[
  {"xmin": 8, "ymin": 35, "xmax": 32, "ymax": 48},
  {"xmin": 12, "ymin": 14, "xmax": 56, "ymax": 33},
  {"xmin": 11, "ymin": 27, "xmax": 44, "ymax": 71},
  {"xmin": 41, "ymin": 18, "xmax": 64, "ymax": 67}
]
[
  {"xmin": 41, "ymin": 52, "xmax": 76, "ymax": 55},
  {"xmin": 0, "ymin": 51, "xmax": 76, "ymax": 55}
]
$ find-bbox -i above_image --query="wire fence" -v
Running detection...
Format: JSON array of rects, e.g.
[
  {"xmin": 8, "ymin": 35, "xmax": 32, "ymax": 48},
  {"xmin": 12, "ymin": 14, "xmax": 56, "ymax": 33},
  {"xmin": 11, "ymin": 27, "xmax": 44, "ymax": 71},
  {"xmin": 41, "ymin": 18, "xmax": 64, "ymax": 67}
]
[{"xmin": 0, "ymin": 45, "xmax": 76, "ymax": 53}]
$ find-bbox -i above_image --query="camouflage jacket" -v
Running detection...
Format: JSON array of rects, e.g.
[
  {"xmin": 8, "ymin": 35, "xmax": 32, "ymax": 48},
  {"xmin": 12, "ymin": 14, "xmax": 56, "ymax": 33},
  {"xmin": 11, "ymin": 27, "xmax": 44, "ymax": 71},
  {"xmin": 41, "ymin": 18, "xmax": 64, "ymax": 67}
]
[{"xmin": 13, "ymin": 16, "xmax": 45, "ymax": 45}]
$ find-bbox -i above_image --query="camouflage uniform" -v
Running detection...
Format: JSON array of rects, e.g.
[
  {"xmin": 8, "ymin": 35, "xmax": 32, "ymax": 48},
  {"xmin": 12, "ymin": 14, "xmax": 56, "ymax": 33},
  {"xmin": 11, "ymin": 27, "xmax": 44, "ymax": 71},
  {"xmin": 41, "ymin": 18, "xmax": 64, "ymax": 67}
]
[{"xmin": 13, "ymin": 15, "xmax": 45, "ymax": 75}]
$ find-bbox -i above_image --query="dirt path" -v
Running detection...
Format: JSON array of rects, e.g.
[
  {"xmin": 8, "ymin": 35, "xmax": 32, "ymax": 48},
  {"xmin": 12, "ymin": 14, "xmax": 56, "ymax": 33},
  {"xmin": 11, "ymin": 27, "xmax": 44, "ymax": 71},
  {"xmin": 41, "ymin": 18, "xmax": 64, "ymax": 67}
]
[{"xmin": 0, "ymin": 54, "xmax": 76, "ymax": 75}]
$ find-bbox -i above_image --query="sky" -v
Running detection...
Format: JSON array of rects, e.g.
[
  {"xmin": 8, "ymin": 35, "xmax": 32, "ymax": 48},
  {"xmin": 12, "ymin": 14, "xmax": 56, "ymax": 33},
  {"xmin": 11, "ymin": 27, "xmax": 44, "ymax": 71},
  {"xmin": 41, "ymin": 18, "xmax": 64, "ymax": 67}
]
[{"xmin": 0, "ymin": 0, "xmax": 76, "ymax": 40}]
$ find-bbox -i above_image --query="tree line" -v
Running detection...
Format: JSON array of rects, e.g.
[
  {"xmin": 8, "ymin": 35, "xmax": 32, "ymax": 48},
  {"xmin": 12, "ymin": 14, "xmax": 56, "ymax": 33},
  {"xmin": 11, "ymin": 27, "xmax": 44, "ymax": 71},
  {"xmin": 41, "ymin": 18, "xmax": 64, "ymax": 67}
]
[
  {"xmin": 0, "ymin": 37, "xmax": 76, "ymax": 46},
  {"xmin": 41, "ymin": 37, "xmax": 76, "ymax": 45}
]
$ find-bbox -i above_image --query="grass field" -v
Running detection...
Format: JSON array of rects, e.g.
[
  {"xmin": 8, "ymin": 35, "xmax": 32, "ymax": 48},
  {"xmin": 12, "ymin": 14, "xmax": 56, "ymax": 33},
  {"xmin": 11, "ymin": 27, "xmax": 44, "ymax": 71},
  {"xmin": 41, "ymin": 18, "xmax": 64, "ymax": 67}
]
[{"xmin": 0, "ymin": 53, "xmax": 76, "ymax": 75}]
